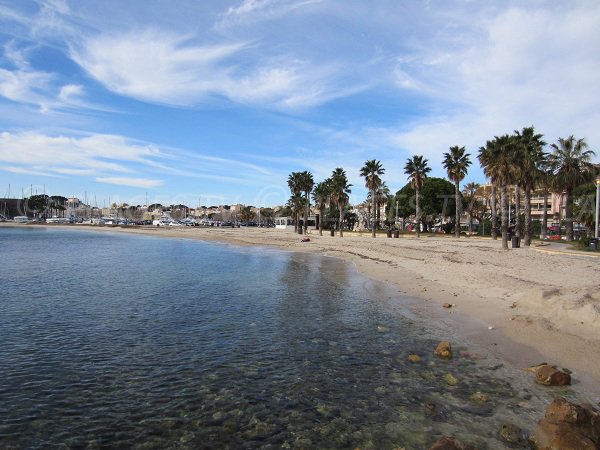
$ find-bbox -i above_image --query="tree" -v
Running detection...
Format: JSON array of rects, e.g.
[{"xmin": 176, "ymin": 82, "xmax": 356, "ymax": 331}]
[
  {"xmin": 548, "ymin": 136, "xmax": 596, "ymax": 241},
  {"xmin": 330, "ymin": 168, "xmax": 352, "ymax": 237},
  {"xmin": 573, "ymin": 182, "xmax": 598, "ymax": 236},
  {"xmin": 359, "ymin": 160, "xmax": 385, "ymax": 238},
  {"xmin": 298, "ymin": 171, "xmax": 314, "ymax": 234},
  {"xmin": 479, "ymin": 135, "xmax": 516, "ymax": 250},
  {"xmin": 312, "ymin": 179, "xmax": 331, "ymax": 236},
  {"xmin": 442, "ymin": 145, "xmax": 471, "ymax": 237},
  {"xmin": 387, "ymin": 177, "xmax": 455, "ymax": 228},
  {"xmin": 26, "ymin": 194, "xmax": 49, "ymax": 219},
  {"xmin": 462, "ymin": 182, "xmax": 480, "ymax": 234},
  {"xmin": 287, "ymin": 172, "xmax": 303, "ymax": 232},
  {"xmin": 537, "ymin": 159, "xmax": 555, "ymax": 239},
  {"xmin": 260, "ymin": 208, "xmax": 275, "ymax": 226},
  {"xmin": 513, "ymin": 126, "xmax": 546, "ymax": 246},
  {"xmin": 239, "ymin": 206, "xmax": 254, "ymax": 223},
  {"xmin": 286, "ymin": 193, "xmax": 305, "ymax": 230},
  {"xmin": 404, "ymin": 155, "xmax": 431, "ymax": 237}
]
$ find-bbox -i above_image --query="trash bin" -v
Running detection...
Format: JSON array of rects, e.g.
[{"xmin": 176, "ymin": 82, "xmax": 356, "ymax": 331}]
[
  {"xmin": 511, "ymin": 236, "xmax": 520, "ymax": 248},
  {"xmin": 330, "ymin": 228, "xmax": 335, "ymax": 237},
  {"xmin": 387, "ymin": 229, "xmax": 392, "ymax": 238},
  {"xmin": 394, "ymin": 229, "xmax": 399, "ymax": 238},
  {"xmin": 590, "ymin": 238, "xmax": 598, "ymax": 251}
]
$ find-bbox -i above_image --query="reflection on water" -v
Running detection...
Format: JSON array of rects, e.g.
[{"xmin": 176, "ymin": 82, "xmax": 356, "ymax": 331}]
[{"xmin": 0, "ymin": 227, "xmax": 562, "ymax": 449}]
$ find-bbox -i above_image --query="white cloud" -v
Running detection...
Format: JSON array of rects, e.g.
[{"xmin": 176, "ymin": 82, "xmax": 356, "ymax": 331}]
[
  {"xmin": 384, "ymin": 2, "xmax": 600, "ymax": 174},
  {"xmin": 0, "ymin": 131, "xmax": 164, "ymax": 175},
  {"xmin": 3, "ymin": 165, "xmax": 63, "ymax": 177},
  {"xmin": 58, "ymin": 84, "xmax": 84, "ymax": 102},
  {"xmin": 95, "ymin": 177, "xmax": 163, "ymax": 188},
  {"xmin": 219, "ymin": 0, "xmax": 321, "ymax": 27},
  {"xmin": 68, "ymin": 28, "xmax": 364, "ymax": 109},
  {"xmin": 0, "ymin": 68, "xmax": 53, "ymax": 107}
]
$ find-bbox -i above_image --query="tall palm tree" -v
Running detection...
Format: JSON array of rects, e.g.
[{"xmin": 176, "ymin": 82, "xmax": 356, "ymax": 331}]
[
  {"xmin": 330, "ymin": 168, "xmax": 352, "ymax": 237},
  {"xmin": 462, "ymin": 182, "xmax": 480, "ymax": 234},
  {"xmin": 360, "ymin": 160, "xmax": 385, "ymax": 238},
  {"xmin": 548, "ymin": 136, "xmax": 596, "ymax": 241},
  {"xmin": 479, "ymin": 135, "xmax": 516, "ymax": 250},
  {"xmin": 442, "ymin": 145, "xmax": 471, "ymax": 237},
  {"xmin": 404, "ymin": 155, "xmax": 431, "ymax": 238},
  {"xmin": 287, "ymin": 172, "xmax": 303, "ymax": 232},
  {"xmin": 286, "ymin": 193, "xmax": 305, "ymax": 231},
  {"xmin": 513, "ymin": 126, "xmax": 546, "ymax": 246},
  {"xmin": 375, "ymin": 182, "xmax": 390, "ymax": 227},
  {"xmin": 538, "ymin": 159, "xmax": 554, "ymax": 240},
  {"xmin": 312, "ymin": 179, "xmax": 331, "ymax": 236},
  {"xmin": 298, "ymin": 171, "xmax": 314, "ymax": 234},
  {"xmin": 490, "ymin": 184, "xmax": 498, "ymax": 239}
]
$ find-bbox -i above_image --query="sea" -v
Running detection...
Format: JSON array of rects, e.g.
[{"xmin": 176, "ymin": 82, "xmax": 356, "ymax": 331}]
[{"xmin": 0, "ymin": 226, "xmax": 563, "ymax": 449}]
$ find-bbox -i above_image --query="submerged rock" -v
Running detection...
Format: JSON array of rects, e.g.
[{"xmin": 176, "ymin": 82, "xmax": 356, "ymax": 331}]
[
  {"xmin": 499, "ymin": 422, "xmax": 529, "ymax": 447},
  {"xmin": 434, "ymin": 341, "xmax": 453, "ymax": 359},
  {"xmin": 530, "ymin": 397, "xmax": 600, "ymax": 450},
  {"xmin": 469, "ymin": 392, "xmax": 490, "ymax": 403},
  {"xmin": 408, "ymin": 354, "xmax": 422, "ymax": 363},
  {"xmin": 443, "ymin": 373, "xmax": 459, "ymax": 386},
  {"xmin": 428, "ymin": 436, "xmax": 477, "ymax": 450},
  {"xmin": 534, "ymin": 365, "xmax": 571, "ymax": 386}
]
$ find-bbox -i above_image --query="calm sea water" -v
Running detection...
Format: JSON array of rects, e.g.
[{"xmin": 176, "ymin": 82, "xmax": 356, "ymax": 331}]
[{"xmin": 0, "ymin": 227, "xmax": 556, "ymax": 449}]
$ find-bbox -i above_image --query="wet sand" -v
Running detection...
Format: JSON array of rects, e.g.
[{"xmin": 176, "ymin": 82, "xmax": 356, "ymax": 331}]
[{"xmin": 5, "ymin": 222, "xmax": 600, "ymax": 401}]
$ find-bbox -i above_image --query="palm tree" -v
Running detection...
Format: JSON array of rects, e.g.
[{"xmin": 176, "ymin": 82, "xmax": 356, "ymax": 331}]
[
  {"xmin": 360, "ymin": 160, "xmax": 385, "ymax": 238},
  {"xmin": 287, "ymin": 172, "xmax": 303, "ymax": 233},
  {"xmin": 312, "ymin": 179, "xmax": 331, "ymax": 236},
  {"xmin": 548, "ymin": 136, "xmax": 596, "ymax": 241},
  {"xmin": 375, "ymin": 182, "xmax": 390, "ymax": 227},
  {"xmin": 297, "ymin": 171, "xmax": 314, "ymax": 234},
  {"xmin": 404, "ymin": 155, "xmax": 431, "ymax": 238},
  {"xmin": 479, "ymin": 135, "xmax": 516, "ymax": 250},
  {"xmin": 538, "ymin": 159, "xmax": 554, "ymax": 240},
  {"xmin": 286, "ymin": 193, "xmax": 305, "ymax": 231},
  {"xmin": 330, "ymin": 168, "xmax": 352, "ymax": 237},
  {"xmin": 462, "ymin": 182, "xmax": 480, "ymax": 234},
  {"xmin": 442, "ymin": 145, "xmax": 471, "ymax": 237},
  {"xmin": 513, "ymin": 126, "xmax": 546, "ymax": 246}
]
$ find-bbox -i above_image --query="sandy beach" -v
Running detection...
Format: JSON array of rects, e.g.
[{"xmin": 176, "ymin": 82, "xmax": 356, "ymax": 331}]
[{"xmin": 5, "ymin": 223, "xmax": 600, "ymax": 400}]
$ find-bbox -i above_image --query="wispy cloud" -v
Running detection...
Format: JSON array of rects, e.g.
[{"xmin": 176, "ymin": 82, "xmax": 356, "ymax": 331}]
[
  {"xmin": 3, "ymin": 165, "xmax": 63, "ymax": 177},
  {"xmin": 0, "ymin": 131, "xmax": 164, "ymax": 175},
  {"xmin": 218, "ymin": 0, "xmax": 321, "ymax": 28},
  {"xmin": 95, "ymin": 177, "xmax": 163, "ymax": 188},
  {"xmin": 68, "ymin": 28, "xmax": 364, "ymax": 109}
]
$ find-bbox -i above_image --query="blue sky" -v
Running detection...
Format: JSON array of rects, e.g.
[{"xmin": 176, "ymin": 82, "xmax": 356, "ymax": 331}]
[{"xmin": 1, "ymin": 0, "xmax": 599, "ymax": 207}]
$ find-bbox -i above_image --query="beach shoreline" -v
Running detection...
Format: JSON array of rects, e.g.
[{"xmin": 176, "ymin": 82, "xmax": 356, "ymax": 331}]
[{"xmin": 4, "ymin": 222, "xmax": 599, "ymax": 401}]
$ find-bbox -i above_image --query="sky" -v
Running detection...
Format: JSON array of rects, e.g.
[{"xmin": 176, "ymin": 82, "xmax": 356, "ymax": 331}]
[{"xmin": 0, "ymin": 0, "xmax": 599, "ymax": 208}]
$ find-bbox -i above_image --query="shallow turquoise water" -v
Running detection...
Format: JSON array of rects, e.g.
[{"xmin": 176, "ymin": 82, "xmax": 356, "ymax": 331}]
[{"xmin": 0, "ymin": 227, "xmax": 558, "ymax": 449}]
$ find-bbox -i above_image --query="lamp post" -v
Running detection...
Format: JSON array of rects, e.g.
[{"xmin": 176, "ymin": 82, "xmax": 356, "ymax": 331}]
[{"xmin": 595, "ymin": 175, "xmax": 600, "ymax": 240}]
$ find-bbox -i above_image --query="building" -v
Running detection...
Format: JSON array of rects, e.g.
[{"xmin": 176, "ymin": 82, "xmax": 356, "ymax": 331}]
[{"xmin": 474, "ymin": 184, "xmax": 563, "ymax": 222}]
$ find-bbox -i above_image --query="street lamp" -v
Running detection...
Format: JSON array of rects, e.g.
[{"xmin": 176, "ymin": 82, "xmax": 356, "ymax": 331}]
[{"xmin": 595, "ymin": 175, "xmax": 600, "ymax": 240}]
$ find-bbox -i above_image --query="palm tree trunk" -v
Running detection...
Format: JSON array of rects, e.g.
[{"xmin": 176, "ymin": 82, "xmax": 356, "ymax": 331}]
[
  {"xmin": 415, "ymin": 188, "xmax": 421, "ymax": 238},
  {"xmin": 491, "ymin": 185, "xmax": 498, "ymax": 240},
  {"xmin": 524, "ymin": 188, "xmax": 532, "ymax": 246},
  {"xmin": 501, "ymin": 184, "xmax": 509, "ymax": 250},
  {"xmin": 565, "ymin": 188, "xmax": 574, "ymax": 241},
  {"xmin": 294, "ymin": 211, "xmax": 298, "ymax": 233},
  {"xmin": 339, "ymin": 202, "xmax": 344, "ymax": 237},
  {"xmin": 303, "ymin": 193, "xmax": 309, "ymax": 235},
  {"xmin": 319, "ymin": 206, "xmax": 323, "ymax": 236},
  {"xmin": 541, "ymin": 191, "xmax": 548, "ymax": 239},
  {"xmin": 515, "ymin": 186, "xmax": 521, "ymax": 238},
  {"xmin": 371, "ymin": 191, "xmax": 376, "ymax": 238},
  {"xmin": 454, "ymin": 180, "xmax": 460, "ymax": 238}
]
